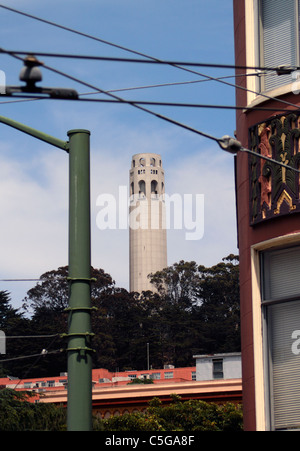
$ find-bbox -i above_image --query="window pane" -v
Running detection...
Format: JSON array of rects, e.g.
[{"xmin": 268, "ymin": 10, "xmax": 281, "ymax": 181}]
[
  {"xmin": 268, "ymin": 300, "xmax": 300, "ymax": 429},
  {"xmin": 260, "ymin": 0, "xmax": 297, "ymax": 91},
  {"xmin": 151, "ymin": 372, "xmax": 161, "ymax": 380},
  {"xmin": 262, "ymin": 246, "xmax": 300, "ymax": 301},
  {"xmin": 213, "ymin": 359, "xmax": 223, "ymax": 379},
  {"xmin": 164, "ymin": 372, "xmax": 173, "ymax": 379}
]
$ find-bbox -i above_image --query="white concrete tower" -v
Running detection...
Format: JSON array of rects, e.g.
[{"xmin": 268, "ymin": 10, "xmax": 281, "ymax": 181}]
[{"xmin": 129, "ymin": 153, "xmax": 167, "ymax": 292}]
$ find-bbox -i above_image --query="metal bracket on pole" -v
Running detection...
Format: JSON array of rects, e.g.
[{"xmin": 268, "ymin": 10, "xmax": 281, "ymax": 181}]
[
  {"xmin": 66, "ymin": 347, "xmax": 95, "ymax": 353},
  {"xmin": 64, "ymin": 306, "xmax": 97, "ymax": 313},
  {"xmin": 61, "ymin": 332, "xmax": 95, "ymax": 338},
  {"xmin": 0, "ymin": 114, "xmax": 69, "ymax": 151},
  {"xmin": 0, "ymin": 114, "xmax": 92, "ymax": 432},
  {"xmin": 4, "ymin": 54, "xmax": 79, "ymax": 101}
]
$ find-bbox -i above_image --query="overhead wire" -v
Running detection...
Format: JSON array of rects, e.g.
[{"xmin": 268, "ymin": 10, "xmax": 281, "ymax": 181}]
[
  {"xmin": 3, "ymin": 93, "xmax": 296, "ymax": 113},
  {"xmin": 1, "ymin": 5, "xmax": 300, "ymax": 151},
  {"xmin": 5, "ymin": 50, "xmax": 223, "ymax": 144},
  {"xmin": 0, "ymin": 349, "xmax": 62, "ymax": 364},
  {"xmin": 80, "ymin": 72, "xmax": 264, "ymax": 96},
  {"xmin": 0, "ymin": 48, "xmax": 292, "ymax": 73},
  {"xmin": 3, "ymin": 53, "xmax": 300, "ymax": 173},
  {"xmin": 0, "ymin": 279, "xmax": 41, "ymax": 282},
  {"xmin": 0, "ymin": 72, "xmax": 264, "ymax": 107},
  {"xmin": 0, "ymin": 4, "xmax": 171, "ymax": 61},
  {"xmin": 0, "ymin": 4, "xmax": 296, "ymax": 75},
  {"xmin": 1, "ymin": 5, "xmax": 299, "ymax": 112},
  {"xmin": 1, "ymin": 45, "xmax": 298, "ymax": 124},
  {"xmin": 58, "ymin": 97, "xmax": 300, "ymax": 112},
  {"xmin": 0, "ymin": 4, "xmax": 298, "ymax": 111},
  {"xmin": 4, "ymin": 334, "xmax": 60, "ymax": 339},
  {"xmin": 0, "ymin": 5, "xmax": 295, "ymax": 110},
  {"xmin": 1, "ymin": 44, "xmax": 300, "ymax": 112},
  {"xmin": 0, "ymin": 332, "xmax": 64, "ymax": 389},
  {"xmin": 2, "ymin": 49, "xmax": 300, "ymax": 156}
]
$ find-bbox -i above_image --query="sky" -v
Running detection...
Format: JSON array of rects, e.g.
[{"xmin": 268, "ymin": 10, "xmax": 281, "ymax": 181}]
[{"xmin": 0, "ymin": 0, "xmax": 238, "ymax": 310}]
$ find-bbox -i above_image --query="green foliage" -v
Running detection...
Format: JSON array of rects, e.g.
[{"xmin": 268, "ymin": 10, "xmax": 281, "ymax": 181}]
[
  {"xmin": 127, "ymin": 377, "xmax": 154, "ymax": 384},
  {"xmin": 102, "ymin": 412, "xmax": 164, "ymax": 431},
  {"xmin": 0, "ymin": 255, "xmax": 240, "ymax": 377},
  {"xmin": 0, "ymin": 389, "xmax": 66, "ymax": 431},
  {"xmin": 103, "ymin": 396, "xmax": 243, "ymax": 432}
]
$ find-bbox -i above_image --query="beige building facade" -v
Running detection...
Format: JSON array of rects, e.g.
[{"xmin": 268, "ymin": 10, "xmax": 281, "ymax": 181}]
[{"xmin": 129, "ymin": 153, "xmax": 167, "ymax": 292}]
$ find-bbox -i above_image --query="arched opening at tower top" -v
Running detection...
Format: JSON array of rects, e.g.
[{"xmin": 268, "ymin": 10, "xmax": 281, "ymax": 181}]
[{"xmin": 139, "ymin": 180, "xmax": 146, "ymax": 197}]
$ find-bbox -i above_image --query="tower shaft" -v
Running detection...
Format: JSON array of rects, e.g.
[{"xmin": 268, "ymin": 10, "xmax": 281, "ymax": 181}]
[{"xmin": 129, "ymin": 153, "xmax": 167, "ymax": 292}]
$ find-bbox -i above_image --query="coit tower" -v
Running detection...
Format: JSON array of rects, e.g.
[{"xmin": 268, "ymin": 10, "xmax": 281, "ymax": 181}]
[{"xmin": 129, "ymin": 153, "xmax": 167, "ymax": 292}]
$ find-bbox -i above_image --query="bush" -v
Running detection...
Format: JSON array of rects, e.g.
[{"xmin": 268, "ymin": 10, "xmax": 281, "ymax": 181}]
[
  {"xmin": 127, "ymin": 378, "xmax": 154, "ymax": 385},
  {"xmin": 102, "ymin": 396, "xmax": 243, "ymax": 432}
]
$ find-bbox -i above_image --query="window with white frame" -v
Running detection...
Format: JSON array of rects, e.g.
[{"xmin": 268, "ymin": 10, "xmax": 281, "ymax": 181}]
[
  {"xmin": 212, "ymin": 359, "xmax": 223, "ymax": 379},
  {"xmin": 261, "ymin": 245, "xmax": 300, "ymax": 430},
  {"xmin": 259, "ymin": 0, "xmax": 300, "ymax": 92},
  {"xmin": 150, "ymin": 372, "xmax": 161, "ymax": 380},
  {"xmin": 164, "ymin": 371, "xmax": 173, "ymax": 379}
]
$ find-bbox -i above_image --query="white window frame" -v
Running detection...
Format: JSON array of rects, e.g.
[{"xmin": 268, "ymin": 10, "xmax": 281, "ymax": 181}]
[
  {"xmin": 245, "ymin": 0, "xmax": 300, "ymax": 107},
  {"xmin": 212, "ymin": 358, "xmax": 224, "ymax": 379},
  {"xmin": 150, "ymin": 372, "xmax": 161, "ymax": 380},
  {"xmin": 164, "ymin": 371, "xmax": 174, "ymax": 379},
  {"xmin": 251, "ymin": 233, "xmax": 300, "ymax": 430}
]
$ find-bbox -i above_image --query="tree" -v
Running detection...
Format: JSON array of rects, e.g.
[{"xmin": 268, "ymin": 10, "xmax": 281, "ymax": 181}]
[
  {"xmin": 0, "ymin": 254, "xmax": 240, "ymax": 377},
  {"xmin": 0, "ymin": 291, "xmax": 36, "ymax": 378},
  {"xmin": 1, "ymin": 266, "xmax": 115, "ymax": 378},
  {"xmin": 95, "ymin": 288, "xmax": 149, "ymax": 370},
  {"xmin": 102, "ymin": 396, "xmax": 243, "ymax": 431},
  {"xmin": 23, "ymin": 266, "xmax": 114, "ymax": 315},
  {"xmin": 197, "ymin": 254, "xmax": 240, "ymax": 353},
  {"xmin": 148, "ymin": 255, "xmax": 240, "ymax": 361},
  {"xmin": 0, "ymin": 389, "xmax": 66, "ymax": 431},
  {"xmin": 149, "ymin": 260, "xmax": 199, "ymax": 306},
  {"xmin": 0, "ymin": 291, "xmax": 22, "ymax": 329}
]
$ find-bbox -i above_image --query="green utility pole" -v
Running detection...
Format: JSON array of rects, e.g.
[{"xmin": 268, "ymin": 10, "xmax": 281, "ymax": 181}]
[
  {"xmin": 0, "ymin": 117, "xmax": 92, "ymax": 431},
  {"xmin": 67, "ymin": 130, "xmax": 93, "ymax": 431}
]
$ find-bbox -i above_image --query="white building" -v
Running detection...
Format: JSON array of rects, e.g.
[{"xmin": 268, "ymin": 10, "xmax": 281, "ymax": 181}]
[{"xmin": 194, "ymin": 353, "xmax": 242, "ymax": 382}]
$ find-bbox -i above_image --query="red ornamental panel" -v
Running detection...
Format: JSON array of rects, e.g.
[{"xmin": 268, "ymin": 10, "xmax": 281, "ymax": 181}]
[{"xmin": 249, "ymin": 113, "xmax": 300, "ymax": 226}]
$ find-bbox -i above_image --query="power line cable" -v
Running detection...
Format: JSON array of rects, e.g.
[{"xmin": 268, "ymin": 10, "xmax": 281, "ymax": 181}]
[
  {"xmin": 0, "ymin": 4, "xmax": 295, "ymax": 75},
  {"xmin": 1, "ymin": 29, "xmax": 299, "ymax": 142},
  {"xmin": 80, "ymin": 72, "xmax": 261, "ymax": 95},
  {"xmin": 0, "ymin": 72, "xmax": 262, "ymax": 105},
  {"xmin": 0, "ymin": 4, "xmax": 296, "ymax": 110},
  {"xmin": 198, "ymin": 71, "xmax": 300, "ymax": 110},
  {"xmin": 3, "ymin": 50, "xmax": 300, "ymax": 152},
  {"xmin": 4, "ymin": 332, "xmax": 63, "ymax": 390},
  {"xmin": 0, "ymin": 48, "xmax": 288, "ymax": 73},
  {"xmin": 3, "ymin": 43, "xmax": 299, "ymax": 112},
  {"xmin": 9, "ymin": 348, "xmax": 63, "ymax": 391},
  {"xmin": 0, "ymin": 4, "xmax": 168, "ymax": 61},
  {"xmin": 219, "ymin": 136, "xmax": 300, "ymax": 174},
  {"xmin": 0, "ymin": 279, "xmax": 41, "ymax": 282},
  {"xmin": 2, "ymin": 3, "xmax": 299, "ymax": 115},
  {"xmin": 7, "ymin": 50, "xmax": 223, "ymax": 144},
  {"xmin": 0, "ymin": 2, "xmax": 295, "ymax": 110},
  {"xmin": 4, "ymin": 334, "xmax": 60, "ymax": 339},
  {"xmin": 67, "ymin": 97, "xmax": 300, "ymax": 112},
  {"xmin": 1, "ymin": 90, "xmax": 297, "ymax": 113},
  {"xmin": 0, "ymin": 349, "xmax": 62, "ymax": 364}
]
